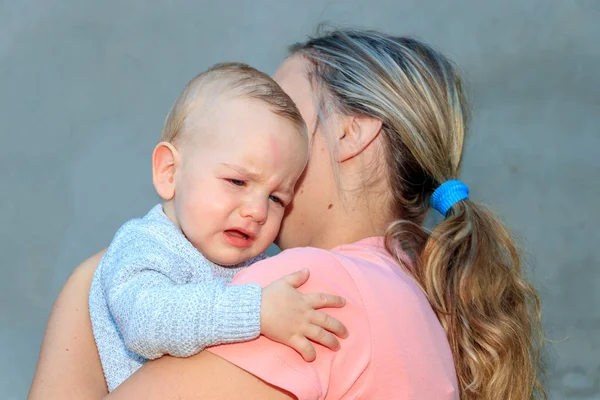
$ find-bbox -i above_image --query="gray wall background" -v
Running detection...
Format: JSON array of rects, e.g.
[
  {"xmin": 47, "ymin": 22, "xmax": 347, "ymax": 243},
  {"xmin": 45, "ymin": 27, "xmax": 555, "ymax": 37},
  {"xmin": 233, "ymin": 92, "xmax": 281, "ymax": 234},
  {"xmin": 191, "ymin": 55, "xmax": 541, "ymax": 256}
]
[{"xmin": 1, "ymin": 1, "xmax": 598, "ymax": 398}]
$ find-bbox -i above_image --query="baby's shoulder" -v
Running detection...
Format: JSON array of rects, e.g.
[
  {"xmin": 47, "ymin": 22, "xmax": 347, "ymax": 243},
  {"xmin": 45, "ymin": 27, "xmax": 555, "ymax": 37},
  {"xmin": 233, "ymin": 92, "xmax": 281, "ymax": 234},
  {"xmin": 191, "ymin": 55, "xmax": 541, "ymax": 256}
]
[{"xmin": 110, "ymin": 205, "xmax": 176, "ymax": 243}]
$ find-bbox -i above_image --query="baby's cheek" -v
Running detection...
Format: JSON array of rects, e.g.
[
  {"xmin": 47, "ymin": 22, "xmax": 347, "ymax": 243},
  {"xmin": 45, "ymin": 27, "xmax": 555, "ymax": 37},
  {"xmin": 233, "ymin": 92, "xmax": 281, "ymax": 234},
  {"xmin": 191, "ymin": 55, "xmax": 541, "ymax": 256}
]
[
  {"xmin": 274, "ymin": 210, "xmax": 287, "ymax": 232},
  {"xmin": 182, "ymin": 198, "xmax": 206, "ymax": 224},
  {"xmin": 190, "ymin": 185, "xmax": 223, "ymax": 214},
  {"xmin": 263, "ymin": 211, "xmax": 283, "ymax": 239}
]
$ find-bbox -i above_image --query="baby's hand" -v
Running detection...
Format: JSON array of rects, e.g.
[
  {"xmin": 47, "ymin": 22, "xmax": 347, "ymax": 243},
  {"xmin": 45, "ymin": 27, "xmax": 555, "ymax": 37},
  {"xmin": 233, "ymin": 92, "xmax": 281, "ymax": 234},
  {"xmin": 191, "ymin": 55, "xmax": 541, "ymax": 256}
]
[{"xmin": 260, "ymin": 268, "xmax": 349, "ymax": 362}]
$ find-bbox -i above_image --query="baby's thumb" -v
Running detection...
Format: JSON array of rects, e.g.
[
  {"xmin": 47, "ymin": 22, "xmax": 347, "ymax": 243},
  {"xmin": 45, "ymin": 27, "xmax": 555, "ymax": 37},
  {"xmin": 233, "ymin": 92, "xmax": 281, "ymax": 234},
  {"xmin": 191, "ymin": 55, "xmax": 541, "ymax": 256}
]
[{"xmin": 282, "ymin": 268, "xmax": 310, "ymax": 288}]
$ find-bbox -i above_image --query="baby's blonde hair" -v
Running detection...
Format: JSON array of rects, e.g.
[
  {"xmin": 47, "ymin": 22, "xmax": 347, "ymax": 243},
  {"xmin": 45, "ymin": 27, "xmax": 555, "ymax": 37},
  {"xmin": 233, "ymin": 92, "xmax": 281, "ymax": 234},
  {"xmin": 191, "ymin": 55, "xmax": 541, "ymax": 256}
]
[{"xmin": 160, "ymin": 62, "xmax": 306, "ymax": 144}]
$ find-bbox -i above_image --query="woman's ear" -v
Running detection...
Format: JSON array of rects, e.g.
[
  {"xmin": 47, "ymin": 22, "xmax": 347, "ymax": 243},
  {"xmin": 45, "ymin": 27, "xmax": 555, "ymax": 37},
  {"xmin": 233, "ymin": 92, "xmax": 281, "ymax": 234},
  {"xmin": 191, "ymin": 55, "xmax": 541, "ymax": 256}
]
[
  {"xmin": 152, "ymin": 142, "xmax": 180, "ymax": 201},
  {"xmin": 335, "ymin": 116, "xmax": 383, "ymax": 162}
]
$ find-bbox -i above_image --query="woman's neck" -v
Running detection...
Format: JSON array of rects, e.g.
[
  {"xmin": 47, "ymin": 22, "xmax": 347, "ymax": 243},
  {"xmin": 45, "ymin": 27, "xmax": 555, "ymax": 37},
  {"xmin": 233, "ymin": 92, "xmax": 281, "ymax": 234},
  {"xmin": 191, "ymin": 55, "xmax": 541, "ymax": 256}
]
[{"xmin": 306, "ymin": 194, "xmax": 391, "ymax": 250}]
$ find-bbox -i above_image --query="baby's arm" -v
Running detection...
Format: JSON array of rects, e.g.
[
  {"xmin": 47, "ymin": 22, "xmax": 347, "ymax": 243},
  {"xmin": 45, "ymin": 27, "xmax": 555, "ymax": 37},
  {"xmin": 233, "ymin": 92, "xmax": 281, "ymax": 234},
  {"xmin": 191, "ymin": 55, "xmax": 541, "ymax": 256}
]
[{"xmin": 101, "ymin": 226, "xmax": 261, "ymax": 360}]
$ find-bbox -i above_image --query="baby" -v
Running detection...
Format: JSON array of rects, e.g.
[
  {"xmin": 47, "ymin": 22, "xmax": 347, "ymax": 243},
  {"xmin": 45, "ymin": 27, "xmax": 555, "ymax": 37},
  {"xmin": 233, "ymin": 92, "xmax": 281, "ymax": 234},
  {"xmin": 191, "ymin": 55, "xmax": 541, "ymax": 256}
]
[{"xmin": 89, "ymin": 62, "xmax": 347, "ymax": 391}]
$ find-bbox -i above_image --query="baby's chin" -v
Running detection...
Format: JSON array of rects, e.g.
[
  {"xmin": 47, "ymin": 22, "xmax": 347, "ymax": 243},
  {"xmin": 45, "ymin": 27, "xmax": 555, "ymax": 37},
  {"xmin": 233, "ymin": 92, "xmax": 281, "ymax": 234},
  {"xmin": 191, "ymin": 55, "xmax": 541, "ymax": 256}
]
[{"xmin": 205, "ymin": 246, "xmax": 270, "ymax": 267}]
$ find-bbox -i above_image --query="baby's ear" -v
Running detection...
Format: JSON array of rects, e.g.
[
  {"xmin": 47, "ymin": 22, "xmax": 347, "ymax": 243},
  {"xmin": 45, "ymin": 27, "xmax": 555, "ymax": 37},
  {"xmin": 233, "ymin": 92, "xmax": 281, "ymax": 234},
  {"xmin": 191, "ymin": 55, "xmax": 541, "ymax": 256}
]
[{"xmin": 152, "ymin": 142, "xmax": 179, "ymax": 200}]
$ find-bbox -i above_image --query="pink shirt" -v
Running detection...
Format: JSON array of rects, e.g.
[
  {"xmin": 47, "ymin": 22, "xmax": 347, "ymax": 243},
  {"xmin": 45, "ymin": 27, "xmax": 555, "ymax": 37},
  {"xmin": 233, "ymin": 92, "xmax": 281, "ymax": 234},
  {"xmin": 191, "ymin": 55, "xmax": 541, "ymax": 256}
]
[{"xmin": 209, "ymin": 237, "xmax": 458, "ymax": 399}]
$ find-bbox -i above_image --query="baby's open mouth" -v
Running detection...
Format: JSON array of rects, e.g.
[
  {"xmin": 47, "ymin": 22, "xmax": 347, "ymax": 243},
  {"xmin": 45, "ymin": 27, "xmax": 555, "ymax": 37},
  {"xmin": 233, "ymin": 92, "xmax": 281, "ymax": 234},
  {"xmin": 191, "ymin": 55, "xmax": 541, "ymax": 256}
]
[
  {"xmin": 225, "ymin": 230, "xmax": 249, "ymax": 240},
  {"xmin": 223, "ymin": 229, "xmax": 254, "ymax": 249}
]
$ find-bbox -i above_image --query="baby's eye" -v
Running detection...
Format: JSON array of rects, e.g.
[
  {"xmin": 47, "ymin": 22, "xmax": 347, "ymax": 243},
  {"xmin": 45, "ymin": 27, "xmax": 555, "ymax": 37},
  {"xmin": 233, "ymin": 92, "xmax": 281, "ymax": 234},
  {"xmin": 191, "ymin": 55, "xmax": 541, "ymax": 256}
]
[
  {"xmin": 228, "ymin": 179, "xmax": 245, "ymax": 187},
  {"xmin": 269, "ymin": 195, "xmax": 285, "ymax": 206}
]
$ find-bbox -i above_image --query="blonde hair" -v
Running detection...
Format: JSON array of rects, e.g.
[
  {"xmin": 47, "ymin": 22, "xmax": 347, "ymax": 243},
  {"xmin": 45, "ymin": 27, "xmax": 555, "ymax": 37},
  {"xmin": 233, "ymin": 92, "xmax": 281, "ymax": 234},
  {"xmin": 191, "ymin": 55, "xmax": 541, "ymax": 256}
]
[
  {"xmin": 291, "ymin": 29, "xmax": 545, "ymax": 399},
  {"xmin": 160, "ymin": 62, "xmax": 306, "ymax": 144}
]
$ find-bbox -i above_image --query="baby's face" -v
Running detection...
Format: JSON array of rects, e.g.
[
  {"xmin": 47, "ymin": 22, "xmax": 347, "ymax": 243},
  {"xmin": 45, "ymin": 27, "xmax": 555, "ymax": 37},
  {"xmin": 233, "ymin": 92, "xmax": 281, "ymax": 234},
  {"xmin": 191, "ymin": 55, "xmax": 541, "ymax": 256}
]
[{"xmin": 173, "ymin": 97, "xmax": 308, "ymax": 266}]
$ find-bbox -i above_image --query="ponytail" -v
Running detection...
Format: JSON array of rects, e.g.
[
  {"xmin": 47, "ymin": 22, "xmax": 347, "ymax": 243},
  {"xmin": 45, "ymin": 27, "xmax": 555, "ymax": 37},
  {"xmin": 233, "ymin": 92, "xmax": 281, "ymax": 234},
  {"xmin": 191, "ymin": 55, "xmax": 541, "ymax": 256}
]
[{"xmin": 388, "ymin": 199, "xmax": 545, "ymax": 399}]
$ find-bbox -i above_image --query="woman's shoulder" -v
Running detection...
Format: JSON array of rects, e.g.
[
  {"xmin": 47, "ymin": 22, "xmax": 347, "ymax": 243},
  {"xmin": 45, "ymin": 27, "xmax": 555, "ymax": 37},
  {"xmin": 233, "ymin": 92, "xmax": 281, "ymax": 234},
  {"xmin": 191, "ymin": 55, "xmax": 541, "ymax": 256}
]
[
  {"xmin": 234, "ymin": 245, "xmax": 352, "ymax": 288},
  {"xmin": 271, "ymin": 241, "xmax": 441, "ymax": 331},
  {"xmin": 74, "ymin": 250, "xmax": 106, "ymax": 277}
]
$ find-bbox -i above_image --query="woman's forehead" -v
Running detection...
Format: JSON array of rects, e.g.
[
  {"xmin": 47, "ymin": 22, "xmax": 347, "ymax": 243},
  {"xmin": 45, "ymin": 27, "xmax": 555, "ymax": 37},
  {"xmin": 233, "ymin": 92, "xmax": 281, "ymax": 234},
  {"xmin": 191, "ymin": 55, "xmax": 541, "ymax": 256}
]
[
  {"xmin": 274, "ymin": 57, "xmax": 309, "ymax": 93},
  {"xmin": 273, "ymin": 55, "xmax": 306, "ymax": 81},
  {"xmin": 274, "ymin": 56, "xmax": 316, "ymax": 124}
]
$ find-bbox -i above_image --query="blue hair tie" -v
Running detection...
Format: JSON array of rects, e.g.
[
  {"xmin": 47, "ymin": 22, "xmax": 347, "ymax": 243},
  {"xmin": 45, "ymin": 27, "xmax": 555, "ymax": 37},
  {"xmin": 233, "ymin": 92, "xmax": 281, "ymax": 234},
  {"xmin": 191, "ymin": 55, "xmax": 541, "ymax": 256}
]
[{"xmin": 431, "ymin": 180, "xmax": 469, "ymax": 216}]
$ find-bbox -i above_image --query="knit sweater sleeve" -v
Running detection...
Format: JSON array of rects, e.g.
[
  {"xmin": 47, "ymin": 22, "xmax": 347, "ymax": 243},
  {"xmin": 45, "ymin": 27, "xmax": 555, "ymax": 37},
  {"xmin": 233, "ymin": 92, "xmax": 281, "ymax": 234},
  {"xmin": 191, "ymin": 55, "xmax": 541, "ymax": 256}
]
[{"xmin": 100, "ymin": 221, "xmax": 262, "ymax": 360}]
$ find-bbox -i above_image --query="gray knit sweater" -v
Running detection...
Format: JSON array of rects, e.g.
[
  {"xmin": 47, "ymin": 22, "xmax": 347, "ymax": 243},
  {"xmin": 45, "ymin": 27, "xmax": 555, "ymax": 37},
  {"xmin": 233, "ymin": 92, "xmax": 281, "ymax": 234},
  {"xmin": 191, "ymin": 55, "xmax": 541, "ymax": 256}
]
[{"xmin": 89, "ymin": 204, "xmax": 263, "ymax": 391}]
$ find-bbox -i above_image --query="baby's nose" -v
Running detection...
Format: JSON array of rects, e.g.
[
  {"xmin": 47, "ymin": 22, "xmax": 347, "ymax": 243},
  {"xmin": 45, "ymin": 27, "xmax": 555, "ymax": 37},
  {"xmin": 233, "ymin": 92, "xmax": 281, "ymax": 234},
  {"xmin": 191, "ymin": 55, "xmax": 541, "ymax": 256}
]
[{"xmin": 240, "ymin": 198, "xmax": 268, "ymax": 224}]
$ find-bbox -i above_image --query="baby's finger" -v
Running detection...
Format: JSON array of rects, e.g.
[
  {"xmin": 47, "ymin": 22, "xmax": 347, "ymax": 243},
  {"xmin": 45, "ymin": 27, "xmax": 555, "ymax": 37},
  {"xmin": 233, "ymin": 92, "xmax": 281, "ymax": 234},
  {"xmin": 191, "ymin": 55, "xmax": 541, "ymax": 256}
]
[
  {"xmin": 306, "ymin": 325, "xmax": 340, "ymax": 352},
  {"xmin": 289, "ymin": 335, "xmax": 317, "ymax": 362},
  {"xmin": 306, "ymin": 292, "xmax": 346, "ymax": 309},
  {"xmin": 311, "ymin": 310, "xmax": 349, "ymax": 339},
  {"xmin": 281, "ymin": 268, "xmax": 310, "ymax": 288}
]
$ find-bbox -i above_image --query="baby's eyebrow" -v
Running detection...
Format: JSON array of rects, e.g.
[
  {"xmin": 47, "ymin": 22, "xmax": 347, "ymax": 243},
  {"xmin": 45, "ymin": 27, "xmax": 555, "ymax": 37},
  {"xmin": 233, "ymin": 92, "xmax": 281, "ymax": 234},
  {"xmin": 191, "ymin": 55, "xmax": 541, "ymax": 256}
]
[
  {"xmin": 221, "ymin": 163, "xmax": 295, "ymax": 197},
  {"xmin": 220, "ymin": 163, "xmax": 261, "ymax": 180}
]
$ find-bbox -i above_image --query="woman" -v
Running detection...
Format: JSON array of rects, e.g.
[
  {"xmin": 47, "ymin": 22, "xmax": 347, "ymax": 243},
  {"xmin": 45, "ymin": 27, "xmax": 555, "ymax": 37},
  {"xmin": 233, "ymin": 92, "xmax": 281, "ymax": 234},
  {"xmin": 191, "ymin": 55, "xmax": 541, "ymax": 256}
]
[{"xmin": 29, "ymin": 29, "xmax": 544, "ymax": 399}]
